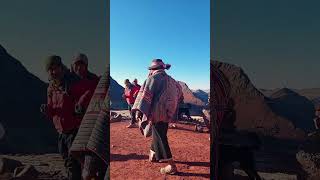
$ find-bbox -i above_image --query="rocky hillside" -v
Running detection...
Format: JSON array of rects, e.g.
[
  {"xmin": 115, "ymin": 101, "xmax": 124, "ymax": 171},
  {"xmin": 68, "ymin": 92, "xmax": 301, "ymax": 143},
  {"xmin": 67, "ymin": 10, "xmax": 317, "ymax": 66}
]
[
  {"xmin": 0, "ymin": 45, "xmax": 57, "ymax": 153},
  {"xmin": 212, "ymin": 61, "xmax": 307, "ymax": 140},
  {"xmin": 193, "ymin": 89, "xmax": 209, "ymax": 104},
  {"xmin": 178, "ymin": 81, "xmax": 206, "ymax": 115},
  {"xmin": 178, "ymin": 81, "xmax": 205, "ymax": 107},
  {"xmin": 110, "ymin": 77, "xmax": 127, "ymax": 109},
  {"xmin": 268, "ymin": 88, "xmax": 315, "ymax": 132}
]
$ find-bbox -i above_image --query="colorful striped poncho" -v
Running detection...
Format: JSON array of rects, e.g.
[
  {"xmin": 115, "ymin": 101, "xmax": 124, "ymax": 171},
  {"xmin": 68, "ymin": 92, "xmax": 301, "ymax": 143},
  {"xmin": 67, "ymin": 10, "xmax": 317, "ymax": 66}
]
[
  {"xmin": 132, "ymin": 70, "xmax": 182, "ymax": 124},
  {"xmin": 70, "ymin": 71, "xmax": 109, "ymax": 165}
]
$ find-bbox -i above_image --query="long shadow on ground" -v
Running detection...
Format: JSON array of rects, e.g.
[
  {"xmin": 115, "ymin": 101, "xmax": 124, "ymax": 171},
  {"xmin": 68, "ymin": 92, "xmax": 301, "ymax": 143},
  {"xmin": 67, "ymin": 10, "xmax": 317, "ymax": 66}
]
[
  {"xmin": 175, "ymin": 161, "xmax": 210, "ymax": 167},
  {"xmin": 174, "ymin": 172, "xmax": 211, "ymax": 178},
  {"xmin": 110, "ymin": 153, "xmax": 148, "ymax": 161}
]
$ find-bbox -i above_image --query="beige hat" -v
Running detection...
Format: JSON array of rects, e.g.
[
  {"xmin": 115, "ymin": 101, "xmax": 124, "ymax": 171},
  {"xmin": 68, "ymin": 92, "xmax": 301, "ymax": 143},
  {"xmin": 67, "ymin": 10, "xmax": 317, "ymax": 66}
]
[{"xmin": 72, "ymin": 53, "xmax": 88, "ymax": 65}]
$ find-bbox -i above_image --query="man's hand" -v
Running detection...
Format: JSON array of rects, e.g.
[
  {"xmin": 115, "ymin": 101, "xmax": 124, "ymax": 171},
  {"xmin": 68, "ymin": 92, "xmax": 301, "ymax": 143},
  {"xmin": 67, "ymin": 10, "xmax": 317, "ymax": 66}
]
[
  {"xmin": 40, "ymin": 104, "xmax": 47, "ymax": 114},
  {"xmin": 75, "ymin": 104, "xmax": 85, "ymax": 116}
]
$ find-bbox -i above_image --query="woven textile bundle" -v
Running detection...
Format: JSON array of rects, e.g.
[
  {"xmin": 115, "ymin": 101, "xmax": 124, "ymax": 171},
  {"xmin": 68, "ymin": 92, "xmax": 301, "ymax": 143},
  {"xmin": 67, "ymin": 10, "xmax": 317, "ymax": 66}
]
[
  {"xmin": 211, "ymin": 61, "xmax": 231, "ymax": 180},
  {"xmin": 70, "ymin": 71, "xmax": 109, "ymax": 164}
]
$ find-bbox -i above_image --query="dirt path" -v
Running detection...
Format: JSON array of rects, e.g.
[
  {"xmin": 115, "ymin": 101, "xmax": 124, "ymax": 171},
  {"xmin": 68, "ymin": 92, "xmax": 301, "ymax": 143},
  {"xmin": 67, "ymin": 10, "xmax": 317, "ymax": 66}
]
[{"xmin": 110, "ymin": 121, "xmax": 210, "ymax": 180}]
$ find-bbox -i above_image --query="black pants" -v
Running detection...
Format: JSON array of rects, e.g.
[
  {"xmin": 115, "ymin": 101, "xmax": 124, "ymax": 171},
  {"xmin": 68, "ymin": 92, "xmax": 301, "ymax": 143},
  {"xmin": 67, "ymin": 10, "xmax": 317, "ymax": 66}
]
[
  {"xmin": 128, "ymin": 104, "xmax": 136, "ymax": 124},
  {"xmin": 58, "ymin": 129, "xmax": 82, "ymax": 180},
  {"xmin": 150, "ymin": 122, "xmax": 172, "ymax": 161}
]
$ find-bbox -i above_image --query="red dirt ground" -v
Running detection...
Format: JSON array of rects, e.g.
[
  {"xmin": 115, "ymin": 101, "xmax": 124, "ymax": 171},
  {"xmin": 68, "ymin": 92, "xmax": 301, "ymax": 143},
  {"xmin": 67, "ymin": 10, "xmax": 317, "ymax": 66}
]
[{"xmin": 110, "ymin": 121, "xmax": 210, "ymax": 180}]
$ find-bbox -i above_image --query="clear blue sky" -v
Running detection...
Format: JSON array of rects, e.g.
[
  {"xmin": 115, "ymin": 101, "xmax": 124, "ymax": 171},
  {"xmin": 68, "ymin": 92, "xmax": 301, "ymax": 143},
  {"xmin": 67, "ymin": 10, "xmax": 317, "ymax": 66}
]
[
  {"xmin": 213, "ymin": 0, "xmax": 320, "ymax": 89},
  {"xmin": 0, "ymin": 0, "xmax": 107, "ymax": 82},
  {"xmin": 110, "ymin": 0, "xmax": 210, "ymax": 90}
]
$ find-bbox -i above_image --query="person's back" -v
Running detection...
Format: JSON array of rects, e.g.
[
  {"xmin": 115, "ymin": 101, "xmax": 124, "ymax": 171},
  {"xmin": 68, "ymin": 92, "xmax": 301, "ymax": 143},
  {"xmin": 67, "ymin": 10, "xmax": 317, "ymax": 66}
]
[{"xmin": 143, "ymin": 70, "xmax": 181, "ymax": 123}]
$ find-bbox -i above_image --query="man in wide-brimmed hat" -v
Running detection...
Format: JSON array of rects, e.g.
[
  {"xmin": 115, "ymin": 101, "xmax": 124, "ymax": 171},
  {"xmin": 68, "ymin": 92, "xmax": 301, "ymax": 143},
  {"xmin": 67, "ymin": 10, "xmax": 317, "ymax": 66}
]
[{"xmin": 132, "ymin": 59, "xmax": 182, "ymax": 175}]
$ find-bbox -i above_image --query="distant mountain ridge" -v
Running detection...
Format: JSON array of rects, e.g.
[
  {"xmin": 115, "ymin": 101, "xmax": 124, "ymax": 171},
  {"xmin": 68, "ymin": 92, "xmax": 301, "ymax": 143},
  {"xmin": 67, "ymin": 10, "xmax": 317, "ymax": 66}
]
[
  {"xmin": 261, "ymin": 88, "xmax": 320, "ymax": 108},
  {"xmin": 192, "ymin": 89, "xmax": 209, "ymax": 104}
]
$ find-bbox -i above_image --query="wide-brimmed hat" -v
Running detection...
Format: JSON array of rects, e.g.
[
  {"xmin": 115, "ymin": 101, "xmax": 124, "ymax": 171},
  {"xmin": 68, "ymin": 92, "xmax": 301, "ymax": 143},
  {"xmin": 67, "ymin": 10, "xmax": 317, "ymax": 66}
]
[
  {"xmin": 45, "ymin": 55, "xmax": 62, "ymax": 71},
  {"xmin": 148, "ymin": 59, "xmax": 171, "ymax": 70},
  {"xmin": 72, "ymin": 53, "xmax": 88, "ymax": 65}
]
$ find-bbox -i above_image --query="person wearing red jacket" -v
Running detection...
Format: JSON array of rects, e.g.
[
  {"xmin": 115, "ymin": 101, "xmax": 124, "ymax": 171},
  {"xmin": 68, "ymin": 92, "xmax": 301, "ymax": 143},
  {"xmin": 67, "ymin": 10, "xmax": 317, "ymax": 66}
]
[
  {"xmin": 123, "ymin": 79, "xmax": 139, "ymax": 128},
  {"xmin": 70, "ymin": 53, "xmax": 100, "ymax": 118},
  {"xmin": 70, "ymin": 53, "xmax": 106, "ymax": 180},
  {"xmin": 133, "ymin": 78, "xmax": 141, "ymax": 89},
  {"xmin": 40, "ymin": 55, "xmax": 82, "ymax": 180}
]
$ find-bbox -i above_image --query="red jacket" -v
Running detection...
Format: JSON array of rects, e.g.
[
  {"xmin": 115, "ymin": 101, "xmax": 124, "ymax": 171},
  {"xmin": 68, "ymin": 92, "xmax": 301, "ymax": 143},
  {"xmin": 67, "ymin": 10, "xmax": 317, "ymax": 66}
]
[
  {"xmin": 46, "ymin": 83, "xmax": 80, "ymax": 133},
  {"xmin": 70, "ymin": 75, "xmax": 100, "ymax": 112},
  {"xmin": 133, "ymin": 84, "xmax": 141, "ymax": 98},
  {"xmin": 124, "ymin": 85, "xmax": 140, "ymax": 105},
  {"xmin": 46, "ymin": 73, "xmax": 99, "ymax": 133}
]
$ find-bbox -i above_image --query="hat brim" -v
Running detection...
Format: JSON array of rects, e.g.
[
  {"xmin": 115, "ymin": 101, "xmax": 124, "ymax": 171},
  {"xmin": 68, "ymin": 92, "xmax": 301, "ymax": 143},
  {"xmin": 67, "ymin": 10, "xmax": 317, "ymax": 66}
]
[
  {"xmin": 148, "ymin": 65, "xmax": 164, "ymax": 70},
  {"xmin": 148, "ymin": 64, "xmax": 171, "ymax": 70}
]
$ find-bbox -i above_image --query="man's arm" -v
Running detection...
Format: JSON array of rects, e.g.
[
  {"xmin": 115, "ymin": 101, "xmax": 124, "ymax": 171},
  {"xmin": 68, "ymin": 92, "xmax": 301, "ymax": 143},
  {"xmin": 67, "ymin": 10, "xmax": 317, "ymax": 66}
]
[
  {"xmin": 75, "ymin": 90, "xmax": 93, "ymax": 114},
  {"xmin": 41, "ymin": 87, "xmax": 54, "ymax": 119}
]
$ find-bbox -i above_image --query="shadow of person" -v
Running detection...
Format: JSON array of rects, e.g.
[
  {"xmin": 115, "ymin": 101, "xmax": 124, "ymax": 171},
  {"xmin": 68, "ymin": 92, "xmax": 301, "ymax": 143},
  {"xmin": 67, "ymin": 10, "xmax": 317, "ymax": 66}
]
[
  {"xmin": 174, "ymin": 161, "xmax": 210, "ymax": 167},
  {"xmin": 173, "ymin": 172, "xmax": 211, "ymax": 178},
  {"xmin": 110, "ymin": 153, "xmax": 148, "ymax": 161}
]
